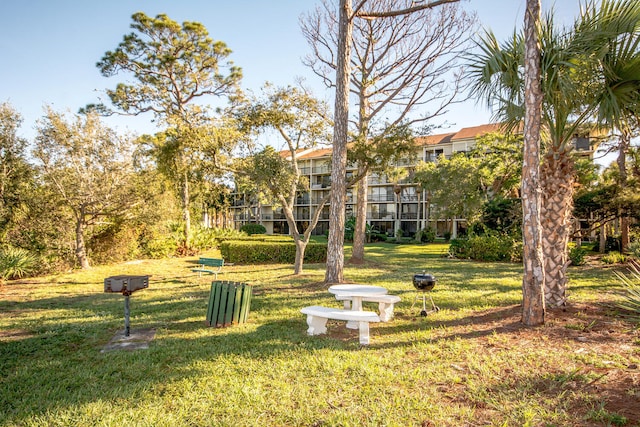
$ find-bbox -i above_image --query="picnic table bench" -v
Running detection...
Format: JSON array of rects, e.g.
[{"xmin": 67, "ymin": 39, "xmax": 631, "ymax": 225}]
[
  {"xmin": 192, "ymin": 257, "xmax": 224, "ymax": 279},
  {"xmin": 300, "ymin": 305, "xmax": 380, "ymax": 345},
  {"xmin": 334, "ymin": 293, "xmax": 401, "ymax": 322}
]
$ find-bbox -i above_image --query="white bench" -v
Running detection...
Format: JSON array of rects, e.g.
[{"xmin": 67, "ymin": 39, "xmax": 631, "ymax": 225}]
[
  {"xmin": 335, "ymin": 294, "xmax": 401, "ymax": 322},
  {"xmin": 300, "ymin": 305, "xmax": 380, "ymax": 345}
]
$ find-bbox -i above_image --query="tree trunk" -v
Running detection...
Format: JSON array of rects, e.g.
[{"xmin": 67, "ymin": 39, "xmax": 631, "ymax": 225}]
[
  {"xmin": 325, "ymin": 0, "xmax": 353, "ymax": 285},
  {"xmin": 599, "ymin": 221, "xmax": 607, "ymax": 253},
  {"xmin": 540, "ymin": 148, "xmax": 575, "ymax": 308},
  {"xmin": 75, "ymin": 213, "xmax": 90, "ymax": 269},
  {"xmin": 182, "ymin": 172, "xmax": 191, "ymax": 248},
  {"xmin": 294, "ymin": 238, "xmax": 308, "ymax": 275},
  {"xmin": 521, "ymin": 0, "xmax": 545, "ymax": 326},
  {"xmin": 618, "ymin": 131, "xmax": 630, "ymax": 252},
  {"xmin": 351, "ymin": 166, "xmax": 368, "ymax": 263},
  {"xmin": 394, "ymin": 185, "xmax": 402, "ymax": 241}
]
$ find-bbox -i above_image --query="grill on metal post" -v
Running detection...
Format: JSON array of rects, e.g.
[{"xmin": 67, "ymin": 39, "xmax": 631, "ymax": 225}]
[
  {"xmin": 104, "ymin": 275, "xmax": 149, "ymax": 337},
  {"xmin": 411, "ymin": 271, "xmax": 439, "ymax": 316}
]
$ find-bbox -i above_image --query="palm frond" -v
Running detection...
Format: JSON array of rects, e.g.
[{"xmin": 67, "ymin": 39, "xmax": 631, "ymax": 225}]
[{"xmin": 615, "ymin": 260, "xmax": 640, "ymax": 316}]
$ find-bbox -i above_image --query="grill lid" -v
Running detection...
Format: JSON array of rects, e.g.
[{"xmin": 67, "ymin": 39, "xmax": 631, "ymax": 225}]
[{"xmin": 412, "ymin": 272, "xmax": 436, "ymax": 291}]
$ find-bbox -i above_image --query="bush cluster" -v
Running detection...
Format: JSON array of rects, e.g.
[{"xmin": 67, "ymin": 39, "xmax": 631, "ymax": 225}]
[
  {"xmin": 239, "ymin": 223, "xmax": 267, "ymax": 235},
  {"xmin": 448, "ymin": 234, "xmax": 521, "ymax": 262},
  {"xmin": 602, "ymin": 251, "xmax": 627, "ymax": 264},
  {"xmin": 415, "ymin": 227, "xmax": 436, "ymax": 243},
  {"xmin": 569, "ymin": 245, "xmax": 587, "ymax": 266},
  {"xmin": 220, "ymin": 241, "xmax": 327, "ymax": 264}
]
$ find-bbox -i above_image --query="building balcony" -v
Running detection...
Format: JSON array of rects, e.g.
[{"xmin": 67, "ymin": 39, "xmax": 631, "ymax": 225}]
[
  {"xmin": 312, "ymin": 166, "xmax": 331, "ymax": 174},
  {"xmin": 401, "ymin": 213, "xmax": 418, "ymax": 220},
  {"xmin": 368, "ymin": 194, "xmax": 395, "ymax": 202},
  {"xmin": 368, "ymin": 212, "xmax": 395, "ymax": 220}
]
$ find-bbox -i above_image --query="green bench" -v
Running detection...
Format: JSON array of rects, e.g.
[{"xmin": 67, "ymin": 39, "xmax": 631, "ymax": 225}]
[{"xmin": 192, "ymin": 257, "xmax": 224, "ymax": 279}]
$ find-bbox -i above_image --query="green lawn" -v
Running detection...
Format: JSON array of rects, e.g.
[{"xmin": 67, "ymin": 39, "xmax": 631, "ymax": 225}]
[{"xmin": 1, "ymin": 243, "xmax": 638, "ymax": 426}]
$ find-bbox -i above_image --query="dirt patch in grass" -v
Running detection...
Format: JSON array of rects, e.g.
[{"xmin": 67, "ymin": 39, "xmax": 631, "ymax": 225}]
[
  {"xmin": 429, "ymin": 303, "xmax": 640, "ymax": 425},
  {"xmin": 324, "ymin": 302, "xmax": 640, "ymax": 425}
]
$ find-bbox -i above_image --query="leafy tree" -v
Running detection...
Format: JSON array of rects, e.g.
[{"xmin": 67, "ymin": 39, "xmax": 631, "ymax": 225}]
[
  {"xmin": 33, "ymin": 109, "xmax": 138, "ymax": 269},
  {"xmin": 0, "ymin": 103, "xmax": 34, "ymax": 244},
  {"xmin": 234, "ymin": 85, "xmax": 332, "ymax": 274},
  {"xmin": 470, "ymin": 132, "xmax": 524, "ymax": 198},
  {"xmin": 414, "ymin": 153, "xmax": 485, "ymax": 232},
  {"xmin": 94, "ymin": 12, "xmax": 242, "ymax": 247}
]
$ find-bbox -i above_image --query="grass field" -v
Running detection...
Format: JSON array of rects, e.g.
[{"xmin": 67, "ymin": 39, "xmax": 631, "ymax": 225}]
[{"xmin": 1, "ymin": 242, "xmax": 639, "ymax": 426}]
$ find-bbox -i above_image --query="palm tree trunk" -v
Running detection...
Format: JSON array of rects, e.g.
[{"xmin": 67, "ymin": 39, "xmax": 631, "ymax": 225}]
[
  {"xmin": 618, "ymin": 131, "xmax": 630, "ymax": 252},
  {"xmin": 540, "ymin": 148, "xmax": 575, "ymax": 308},
  {"xmin": 521, "ymin": 0, "xmax": 545, "ymax": 326}
]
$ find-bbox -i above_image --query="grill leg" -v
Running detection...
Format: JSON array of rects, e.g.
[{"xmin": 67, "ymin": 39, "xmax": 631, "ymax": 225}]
[{"xmin": 124, "ymin": 294, "xmax": 130, "ymax": 337}]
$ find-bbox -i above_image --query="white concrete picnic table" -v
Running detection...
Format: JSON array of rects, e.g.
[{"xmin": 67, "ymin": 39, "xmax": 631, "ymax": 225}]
[{"xmin": 328, "ymin": 284, "xmax": 388, "ymax": 328}]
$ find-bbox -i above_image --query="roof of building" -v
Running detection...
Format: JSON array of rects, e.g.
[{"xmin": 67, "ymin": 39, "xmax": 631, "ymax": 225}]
[
  {"xmin": 281, "ymin": 123, "xmax": 506, "ymax": 160},
  {"xmin": 452, "ymin": 123, "xmax": 505, "ymax": 140},
  {"xmin": 297, "ymin": 147, "xmax": 332, "ymax": 159}
]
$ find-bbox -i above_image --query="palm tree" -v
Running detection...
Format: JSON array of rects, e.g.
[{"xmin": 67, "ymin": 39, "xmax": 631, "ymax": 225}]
[
  {"xmin": 590, "ymin": 11, "xmax": 640, "ymax": 252},
  {"xmin": 468, "ymin": 0, "xmax": 640, "ymax": 308}
]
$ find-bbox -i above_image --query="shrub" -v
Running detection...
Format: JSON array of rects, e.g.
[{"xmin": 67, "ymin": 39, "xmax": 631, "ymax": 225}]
[
  {"xmin": 89, "ymin": 224, "xmax": 141, "ymax": 265},
  {"xmin": 0, "ymin": 247, "xmax": 38, "ymax": 281},
  {"xmin": 448, "ymin": 238, "xmax": 469, "ymax": 258},
  {"xmin": 220, "ymin": 241, "xmax": 327, "ymax": 264},
  {"xmin": 240, "ymin": 223, "xmax": 267, "ymax": 235},
  {"xmin": 415, "ymin": 227, "xmax": 436, "ymax": 243},
  {"xmin": 569, "ymin": 245, "xmax": 587, "ymax": 266},
  {"xmin": 191, "ymin": 226, "xmax": 246, "ymax": 250},
  {"xmin": 605, "ymin": 236, "xmax": 621, "ymax": 252},
  {"xmin": 369, "ymin": 232, "xmax": 387, "ymax": 242},
  {"xmin": 443, "ymin": 231, "xmax": 452, "ymax": 242},
  {"xmin": 615, "ymin": 260, "xmax": 640, "ymax": 316},
  {"xmin": 448, "ymin": 234, "xmax": 520, "ymax": 262},
  {"xmin": 602, "ymin": 251, "xmax": 626, "ymax": 264},
  {"xmin": 629, "ymin": 241, "xmax": 640, "ymax": 259}
]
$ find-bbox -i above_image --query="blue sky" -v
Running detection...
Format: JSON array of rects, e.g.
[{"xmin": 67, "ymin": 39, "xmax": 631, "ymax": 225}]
[{"xmin": 1, "ymin": 0, "xmax": 583, "ymax": 142}]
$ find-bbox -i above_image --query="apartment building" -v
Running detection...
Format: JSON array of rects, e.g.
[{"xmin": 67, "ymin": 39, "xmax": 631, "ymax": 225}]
[{"xmin": 230, "ymin": 123, "xmax": 594, "ymax": 238}]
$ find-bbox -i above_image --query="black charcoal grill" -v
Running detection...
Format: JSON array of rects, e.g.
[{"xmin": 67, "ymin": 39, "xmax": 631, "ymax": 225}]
[{"xmin": 411, "ymin": 271, "xmax": 439, "ymax": 316}]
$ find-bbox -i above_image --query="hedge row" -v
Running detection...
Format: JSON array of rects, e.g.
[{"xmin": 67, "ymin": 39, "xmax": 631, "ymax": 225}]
[
  {"xmin": 220, "ymin": 241, "xmax": 327, "ymax": 264},
  {"xmin": 448, "ymin": 235, "xmax": 522, "ymax": 263},
  {"xmin": 215, "ymin": 235, "xmax": 293, "ymax": 246}
]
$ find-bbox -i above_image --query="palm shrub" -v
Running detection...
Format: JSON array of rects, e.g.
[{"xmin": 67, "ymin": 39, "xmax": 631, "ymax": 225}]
[
  {"xmin": 0, "ymin": 247, "xmax": 37, "ymax": 282},
  {"xmin": 602, "ymin": 251, "xmax": 627, "ymax": 264},
  {"xmin": 629, "ymin": 241, "xmax": 640, "ymax": 259},
  {"xmin": 615, "ymin": 260, "xmax": 640, "ymax": 316}
]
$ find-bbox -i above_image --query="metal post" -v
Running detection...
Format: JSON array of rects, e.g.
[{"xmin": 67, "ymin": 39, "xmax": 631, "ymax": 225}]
[{"xmin": 124, "ymin": 293, "xmax": 130, "ymax": 337}]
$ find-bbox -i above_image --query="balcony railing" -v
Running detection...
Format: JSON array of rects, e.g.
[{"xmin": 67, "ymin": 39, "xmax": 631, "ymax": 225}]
[
  {"xmin": 401, "ymin": 213, "xmax": 418, "ymax": 219},
  {"xmin": 368, "ymin": 212, "xmax": 395, "ymax": 220},
  {"xmin": 312, "ymin": 166, "xmax": 330, "ymax": 174},
  {"xmin": 368, "ymin": 194, "xmax": 395, "ymax": 202}
]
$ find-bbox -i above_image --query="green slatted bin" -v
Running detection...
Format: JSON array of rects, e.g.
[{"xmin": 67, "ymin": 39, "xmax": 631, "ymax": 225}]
[{"xmin": 206, "ymin": 281, "xmax": 253, "ymax": 327}]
